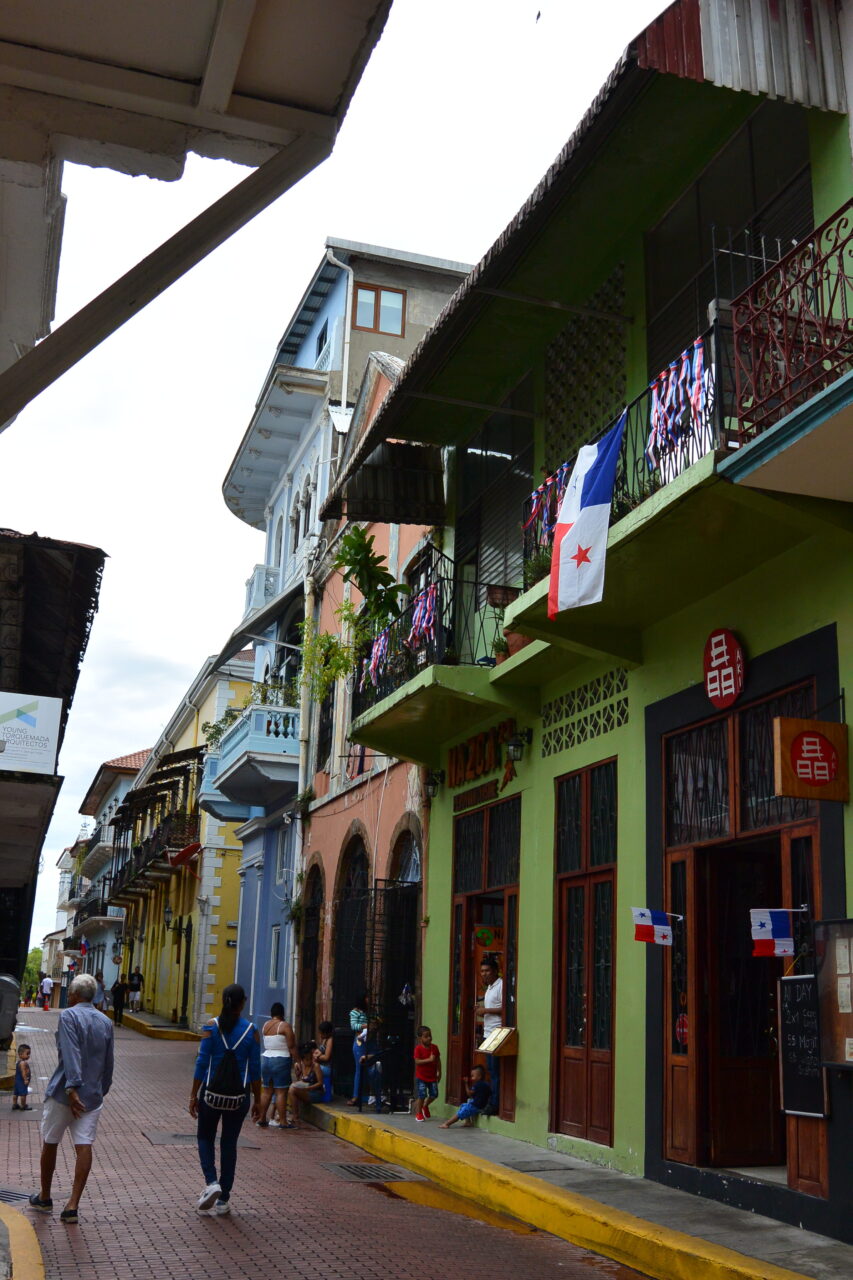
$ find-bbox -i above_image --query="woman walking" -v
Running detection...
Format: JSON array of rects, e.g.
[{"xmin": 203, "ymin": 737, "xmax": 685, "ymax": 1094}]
[
  {"xmin": 189, "ymin": 984, "xmax": 261, "ymax": 1216},
  {"xmin": 258, "ymin": 1002, "xmax": 295, "ymax": 1128}
]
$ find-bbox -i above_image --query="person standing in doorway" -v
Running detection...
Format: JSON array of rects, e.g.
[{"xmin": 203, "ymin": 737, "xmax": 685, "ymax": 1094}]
[
  {"xmin": 127, "ymin": 967, "xmax": 144, "ymax": 1013},
  {"xmin": 110, "ymin": 974, "xmax": 128, "ymax": 1027},
  {"xmin": 475, "ymin": 957, "xmax": 503, "ymax": 1114},
  {"xmin": 189, "ymin": 984, "xmax": 261, "ymax": 1216},
  {"xmin": 39, "ymin": 973, "xmax": 54, "ymax": 1011},
  {"xmin": 29, "ymin": 973, "xmax": 114, "ymax": 1224}
]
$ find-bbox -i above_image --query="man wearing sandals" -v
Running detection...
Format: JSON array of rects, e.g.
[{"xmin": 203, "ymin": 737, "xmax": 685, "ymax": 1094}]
[{"xmin": 29, "ymin": 972, "xmax": 114, "ymax": 1224}]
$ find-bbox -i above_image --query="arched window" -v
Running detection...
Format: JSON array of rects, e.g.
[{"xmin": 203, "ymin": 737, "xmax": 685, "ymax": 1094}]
[
  {"xmin": 273, "ymin": 516, "xmax": 284, "ymax": 567},
  {"xmin": 301, "ymin": 478, "xmax": 312, "ymax": 540},
  {"xmin": 289, "ymin": 502, "xmax": 300, "ymax": 553},
  {"xmin": 392, "ymin": 830, "xmax": 421, "ymax": 884}
]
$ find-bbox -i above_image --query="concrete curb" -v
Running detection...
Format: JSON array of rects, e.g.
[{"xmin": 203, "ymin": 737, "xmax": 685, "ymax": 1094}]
[
  {"xmin": 113, "ymin": 1011, "xmax": 200, "ymax": 1041},
  {"xmin": 306, "ymin": 1105, "xmax": 812, "ymax": 1280},
  {"xmin": 0, "ymin": 1203, "xmax": 45, "ymax": 1280}
]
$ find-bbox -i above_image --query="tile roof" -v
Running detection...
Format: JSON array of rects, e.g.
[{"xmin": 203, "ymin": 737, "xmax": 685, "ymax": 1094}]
[{"xmin": 103, "ymin": 749, "xmax": 151, "ymax": 771}]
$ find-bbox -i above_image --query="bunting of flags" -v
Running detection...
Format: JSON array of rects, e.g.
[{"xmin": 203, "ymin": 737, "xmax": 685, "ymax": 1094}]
[
  {"xmin": 645, "ymin": 336, "xmax": 708, "ymax": 471},
  {"xmin": 406, "ymin": 584, "xmax": 437, "ymax": 649}
]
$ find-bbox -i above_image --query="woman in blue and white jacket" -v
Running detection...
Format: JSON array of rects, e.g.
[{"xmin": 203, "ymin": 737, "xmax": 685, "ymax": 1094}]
[{"xmin": 189, "ymin": 983, "xmax": 261, "ymax": 1215}]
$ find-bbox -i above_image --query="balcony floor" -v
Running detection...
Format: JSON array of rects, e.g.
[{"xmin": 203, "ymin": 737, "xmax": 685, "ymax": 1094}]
[{"xmin": 215, "ymin": 752, "xmax": 299, "ymax": 808}]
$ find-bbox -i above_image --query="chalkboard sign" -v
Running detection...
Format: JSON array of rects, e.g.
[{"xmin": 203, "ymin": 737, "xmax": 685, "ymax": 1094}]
[{"xmin": 778, "ymin": 976, "xmax": 828, "ymax": 1118}]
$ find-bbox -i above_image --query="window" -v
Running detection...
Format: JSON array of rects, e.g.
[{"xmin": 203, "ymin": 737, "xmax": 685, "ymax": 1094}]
[
  {"xmin": 353, "ymin": 283, "xmax": 406, "ymax": 336},
  {"xmin": 269, "ymin": 925, "xmax": 281, "ymax": 984},
  {"xmin": 275, "ymin": 826, "xmax": 293, "ymax": 887},
  {"xmin": 316, "ymin": 688, "xmax": 335, "ymax": 771},
  {"xmin": 315, "ymin": 320, "xmax": 328, "ymax": 361}
]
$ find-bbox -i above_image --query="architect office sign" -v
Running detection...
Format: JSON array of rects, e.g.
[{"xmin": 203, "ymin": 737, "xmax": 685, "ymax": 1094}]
[{"xmin": 0, "ymin": 691, "xmax": 62, "ymax": 774}]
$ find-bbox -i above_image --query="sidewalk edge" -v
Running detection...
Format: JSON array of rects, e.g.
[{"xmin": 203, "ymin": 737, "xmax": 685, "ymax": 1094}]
[
  {"xmin": 307, "ymin": 1106, "xmax": 812, "ymax": 1280},
  {"xmin": 0, "ymin": 1204, "xmax": 45, "ymax": 1280}
]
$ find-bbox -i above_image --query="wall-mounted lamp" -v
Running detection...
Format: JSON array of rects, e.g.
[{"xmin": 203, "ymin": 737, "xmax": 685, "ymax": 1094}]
[
  {"xmin": 506, "ymin": 728, "xmax": 533, "ymax": 763},
  {"xmin": 424, "ymin": 770, "xmax": 445, "ymax": 800},
  {"xmin": 163, "ymin": 902, "xmax": 173, "ymax": 929}
]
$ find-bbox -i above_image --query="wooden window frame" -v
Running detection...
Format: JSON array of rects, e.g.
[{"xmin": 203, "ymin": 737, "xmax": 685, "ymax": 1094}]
[{"xmin": 352, "ymin": 282, "xmax": 407, "ymax": 337}]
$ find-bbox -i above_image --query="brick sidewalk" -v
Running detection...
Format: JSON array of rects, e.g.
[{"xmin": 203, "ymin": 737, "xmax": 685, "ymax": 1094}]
[{"xmin": 4, "ymin": 1010, "xmax": 646, "ymax": 1280}]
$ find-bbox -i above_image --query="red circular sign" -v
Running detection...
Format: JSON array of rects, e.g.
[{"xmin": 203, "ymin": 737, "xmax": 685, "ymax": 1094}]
[
  {"xmin": 703, "ymin": 629, "xmax": 745, "ymax": 709},
  {"xmin": 675, "ymin": 1014, "xmax": 689, "ymax": 1047},
  {"xmin": 790, "ymin": 731, "xmax": 839, "ymax": 787}
]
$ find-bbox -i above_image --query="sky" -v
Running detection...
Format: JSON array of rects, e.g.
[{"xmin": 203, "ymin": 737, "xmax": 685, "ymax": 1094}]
[{"xmin": 3, "ymin": 0, "xmax": 666, "ymax": 947}]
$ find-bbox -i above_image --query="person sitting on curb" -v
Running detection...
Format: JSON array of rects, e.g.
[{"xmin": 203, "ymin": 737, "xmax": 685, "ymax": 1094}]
[
  {"xmin": 29, "ymin": 973, "xmax": 114, "ymax": 1225},
  {"xmin": 439, "ymin": 1064, "xmax": 491, "ymax": 1129},
  {"xmin": 287, "ymin": 1042, "xmax": 324, "ymax": 1126}
]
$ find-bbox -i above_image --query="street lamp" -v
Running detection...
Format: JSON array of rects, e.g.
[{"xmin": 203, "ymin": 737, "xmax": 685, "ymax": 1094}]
[
  {"xmin": 163, "ymin": 902, "xmax": 173, "ymax": 929},
  {"xmin": 506, "ymin": 728, "xmax": 533, "ymax": 763},
  {"xmin": 424, "ymin": 770, "xmax": 445, "ymax": 800}
]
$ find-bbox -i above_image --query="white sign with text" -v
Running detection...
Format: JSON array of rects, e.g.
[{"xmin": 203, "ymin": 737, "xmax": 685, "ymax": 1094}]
[{"xmin": 0, "ymin": 690, "xmax": 62, "ymax": 774}]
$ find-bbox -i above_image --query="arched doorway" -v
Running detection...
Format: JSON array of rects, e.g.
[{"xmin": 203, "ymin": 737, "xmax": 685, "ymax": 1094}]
[
  {"xmin": 297, "ymin": 865, "xmax": 323, "ymax": 1044},
  {"xmin": 332, "ymin": 839, "xmax": 370, "ymax": 1093},
  {"xmin": 371, "ymin": 827, "xmax": 422, "ymax": 1107}
]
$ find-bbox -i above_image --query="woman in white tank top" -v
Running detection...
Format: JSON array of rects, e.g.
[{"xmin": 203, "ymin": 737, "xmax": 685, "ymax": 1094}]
[{"xmin": 258, "ymin": 1002, "xmax": 296, "ymax": 1128}]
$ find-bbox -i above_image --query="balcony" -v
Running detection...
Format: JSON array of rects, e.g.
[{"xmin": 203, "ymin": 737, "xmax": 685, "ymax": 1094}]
[
  {"xmin": 350, "ymin": 545, "xmax": 537, "ymax": 764},
  {"xmin": 244, "ymin": 563, "xmax": 279, "ymax": 619},
  {"xmin": 62, "ymin": 936, "xmax": 82, "ymax": 955},
  {"xmin": 57, "ymin": 873, "xmax": 89, "ymax": 910},
  {"xmin": 108, "ymin": 811, "xmax": 199, "ymax": 903},
  {"xmin": 210, "ymin": 703, "xmax": 300, "ymax": 808},
  {"xmin": 198, "ymin": 753, "xmax": 251, "ymax": 824},
  {"xmin": 73, "ymin": 886, "xmax": 113, "ymax": 932},
  {"xmin": 79, "ymin": 822, "xmax": 114, "ymax": 877},
  {"xmin": 722, "ymin": 198, "xmax": 853, "ymax": 502}
]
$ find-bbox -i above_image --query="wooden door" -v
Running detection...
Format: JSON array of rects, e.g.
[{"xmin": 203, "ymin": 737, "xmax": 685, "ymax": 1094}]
[
  {"xmin": 554, "ymin": 871, "xmax": 614, "ymax": 1144},
  {"xmin": 706, "ymin": 839, "xmax": 784, "ymax": 1166}
]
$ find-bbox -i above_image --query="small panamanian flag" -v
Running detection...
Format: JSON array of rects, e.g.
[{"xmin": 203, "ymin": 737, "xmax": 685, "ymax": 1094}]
[
  {"xmin": 750, "ymin": 909, "xmax": 794, "ymax": 957},
  {"xmin": 632, "ymin": 907, "xmax": 672, "ymax": 946}
]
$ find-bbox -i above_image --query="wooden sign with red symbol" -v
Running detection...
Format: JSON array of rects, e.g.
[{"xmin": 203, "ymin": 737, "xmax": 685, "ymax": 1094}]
[
  {"xmin": 773, "ymin": 717, "xmax": 849, "ymax": 803},
  {"xmin": 703, "ymin": 628, "xmax": 746, "ymax": 709}
]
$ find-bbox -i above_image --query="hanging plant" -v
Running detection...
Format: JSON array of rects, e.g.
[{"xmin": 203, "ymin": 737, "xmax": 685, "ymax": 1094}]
[{"xmin": 332, "ymin": 526, "xmax": 409, "ymax": 628}]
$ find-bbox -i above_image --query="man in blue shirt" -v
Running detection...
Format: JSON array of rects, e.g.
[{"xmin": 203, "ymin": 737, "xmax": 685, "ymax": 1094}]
[{"xmin": 29, "ymin": 972, "xmax": 114, "ymax": 1224}]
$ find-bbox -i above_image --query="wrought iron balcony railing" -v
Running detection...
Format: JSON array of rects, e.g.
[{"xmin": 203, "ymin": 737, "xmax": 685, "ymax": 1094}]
[
  {"xmin": 733, "ymin": 198, "xmax": 853, "ymax": 440},
  {"xmin": 109, "ymin": 811, "xmax": 199, "ymax": 896},
  {"xmin": 73, "ymin": 894, "xmax": 112, "ymax": 928},
  {"xmin": 522, "ymin": 319, "xmax": 734, "ymax": 559},
  {"xmin": 352, "ymin": 544, "xmax": 510, "ymax": 719}
]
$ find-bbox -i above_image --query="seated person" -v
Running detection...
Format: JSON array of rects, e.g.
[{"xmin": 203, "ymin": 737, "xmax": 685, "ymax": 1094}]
[
  {"xmin": 287, "ymin": 1042, "xmax": 324, "ymax": 1126},
  {"xmin": 439, "ymin": 1064, "xmax": 491, "ymax": 1129}
]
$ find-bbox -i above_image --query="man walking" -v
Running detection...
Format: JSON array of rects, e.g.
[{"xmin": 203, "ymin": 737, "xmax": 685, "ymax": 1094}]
[
  {"xmin": 127, "ymin": 967, "xmax": 144, "ymax": 1013},
  {"xmin": 39, "ymin": 973, "xmax": 54, "ymax": 1011},
  {"xmin": 111, "ymin": 973, "xmax": 128, "ymax": 1026},
  {"xmin": 29, "ymin": 972, "xmax": 114, "ymax": 1224}
]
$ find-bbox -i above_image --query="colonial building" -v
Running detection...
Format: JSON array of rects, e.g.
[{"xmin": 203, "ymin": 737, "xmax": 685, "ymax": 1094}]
[
  {"xmin": 204, "ymin": 238, "xmax": 470, "ymax": 1060},
  {"xmin": 107, "ymin": 653, "xmax": 252, "ymax": 1028},
  {"xmin": 328, "ymin": 0, "xmax": 853, "ymax": 1243}
]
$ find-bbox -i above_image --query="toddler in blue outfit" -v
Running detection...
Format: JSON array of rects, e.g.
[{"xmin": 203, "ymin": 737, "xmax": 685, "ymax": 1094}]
[{"xmin": 439, "ymin": 1063, "xmax": 490, "ymax": 1128}]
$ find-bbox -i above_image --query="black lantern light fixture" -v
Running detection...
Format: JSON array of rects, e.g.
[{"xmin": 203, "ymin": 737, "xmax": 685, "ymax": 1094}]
[
  {"xmin": 506, "ymin": 728, "xmax": 533, "ymax": 763},
  {"xmin": 163, "ymin": 902, "xmax": 173, "ymax": 929},
  {"xmin": 424, "ymin": 769, "xmax": 445, "ymax": 800}
]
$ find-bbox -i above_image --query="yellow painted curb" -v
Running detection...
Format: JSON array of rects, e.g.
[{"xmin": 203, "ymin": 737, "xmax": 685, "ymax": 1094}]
[
  {"xmin": 117, "ymin": 1012, "xmax": 200, "ymax": 1041},
  {"xmin": 307, "ymin": 1107, "xmax": 812, "ymax": 1280},
  {"xmin": 0, "ymin": 1202, "xmax": 45, "ymax": 1280}
]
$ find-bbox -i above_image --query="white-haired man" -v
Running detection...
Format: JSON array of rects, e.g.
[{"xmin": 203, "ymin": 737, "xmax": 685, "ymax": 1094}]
[{"xmin": 29, "ymin": 972, "xmax": 114, "ymax": 1224}]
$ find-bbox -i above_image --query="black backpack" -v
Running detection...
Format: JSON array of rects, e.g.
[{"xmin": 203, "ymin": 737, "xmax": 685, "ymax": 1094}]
[{"xmin": 204, "ymin": 1018, "xmax": 252, "ymax": 1110}]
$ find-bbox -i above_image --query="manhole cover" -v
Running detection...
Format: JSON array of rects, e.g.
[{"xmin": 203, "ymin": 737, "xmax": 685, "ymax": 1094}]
[
  {"xmin": 322, "ymin": 1162, "xmax": 423, "ymax": 1183},
  {"xmin": 142, "ymin": 1132, "xmax": 260, "ymax": 1149},
  {"xmin": 0, "ymin": 1188, "xmax": 31, "ymax": 1204},
  {"xmin": 501, "ymin": 1160, "xmax": 577, "ymax": 1173}
]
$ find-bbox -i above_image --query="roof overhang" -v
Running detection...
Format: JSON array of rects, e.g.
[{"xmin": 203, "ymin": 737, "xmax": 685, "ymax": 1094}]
[
  {"xmin": 223, "ymin": 365, "xmax": 328, "ymax": 528},
  {"xmin": 0, "ymin": 770, "xmax": 62, "ymax": 888},
  {"xmin": 211, "ymin": 580, "xmax": 304, "ymax": 672}
]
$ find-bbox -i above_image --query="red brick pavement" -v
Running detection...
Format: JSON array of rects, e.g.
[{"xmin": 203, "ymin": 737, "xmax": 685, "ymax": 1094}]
[{"xmin": 4, "ymin": 1010, "xmax": 647, "ymax": 1280}]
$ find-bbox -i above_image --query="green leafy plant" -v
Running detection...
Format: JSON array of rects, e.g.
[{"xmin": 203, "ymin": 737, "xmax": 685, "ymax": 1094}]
[
  {"xmin": 492, "ymin": 633, "xmax": 510, "ymax": 656},
  {"xmin": 297, "ymin": 616, "xmax": 360, "ymax": 704},
  {"xmin": 201, "ymin": 705, "xmax": 242, "ymax": 748},
  {"xmin": 294, "ymin": 786, "xmax": 315, "ymax": 821},
  {"xmin": 333, "ymin": 525, "xmax": 409, "ymax": 627},
  {"xmin": 523, "ymin": 546, "xmax": 553, "ymax": 590}
]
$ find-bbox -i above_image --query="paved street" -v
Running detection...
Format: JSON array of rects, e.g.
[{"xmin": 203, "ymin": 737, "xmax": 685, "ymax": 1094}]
[{"xmin": 4, "ymin": 1010, "xmax": 647, "ymax": 1280}]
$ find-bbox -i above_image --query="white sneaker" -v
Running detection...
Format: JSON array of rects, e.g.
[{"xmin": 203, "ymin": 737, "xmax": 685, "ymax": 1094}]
[
  {"xmin": 367, "ymin": 1096, "xmax": 376, "ymax": 1105},
  {"xmin": 269, "ymin": 1119, "xmax": 281, "ymax": 1128},
  {"xmin": 197, "ymin": 1182, "xmax": 221, "ymax": 1212},
  {"xmin": 212, "ymin": 1200, "xmax": 231, "ymax": 1216}
]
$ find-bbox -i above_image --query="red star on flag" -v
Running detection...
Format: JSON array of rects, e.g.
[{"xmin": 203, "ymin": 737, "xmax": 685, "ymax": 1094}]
[{"xmin": 571, "ymin": 543, "xmax": 592, "ymax": 567}]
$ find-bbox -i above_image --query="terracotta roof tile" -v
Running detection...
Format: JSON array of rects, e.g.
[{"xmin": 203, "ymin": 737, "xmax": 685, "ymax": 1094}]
[{"xmin": 103, "ymin": 749, "xmax": 151, "ymax": 771}]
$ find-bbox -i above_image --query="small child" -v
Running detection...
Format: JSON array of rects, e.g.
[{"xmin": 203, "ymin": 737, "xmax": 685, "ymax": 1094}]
[
  {"xmin": 413, "ymin": 1025, "xmax": 441, "ymax": 1121},
  {"xmin": 439, "ymin": 1063, "xmax": 490, "ymax": 1129},
  {"xmin": 12, "ymin": 1044, "xmax": 31, "ymax": 1111}
]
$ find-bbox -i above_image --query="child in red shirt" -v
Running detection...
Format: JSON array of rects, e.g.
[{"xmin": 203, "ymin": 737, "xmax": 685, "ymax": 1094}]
[{"xmin": 413, "ymin": 1025, "xmax": 441, "ymax": 1121}]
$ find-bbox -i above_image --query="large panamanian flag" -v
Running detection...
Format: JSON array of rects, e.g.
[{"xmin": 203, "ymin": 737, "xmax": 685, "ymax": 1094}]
[{"xmin": 548, "ymin": 411, "xmax": 627, "ymax": 619}]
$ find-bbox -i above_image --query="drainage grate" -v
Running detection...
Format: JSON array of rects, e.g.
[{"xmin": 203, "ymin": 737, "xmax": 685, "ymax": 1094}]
[
  {"xmin": 142, "ymin": 1132, "xmax": 260, "ymax": 1149},
  {"xmin": 322, "ymin": 1162, "xmax": 423, "ymax": 1184},
  {"xmin": 501, "ymin": 1159, "xmax": 578, "ymax": 1173},
  {"xmin": 0, "ymin": 1188, "xmax": 31, "ymax": 1204}
]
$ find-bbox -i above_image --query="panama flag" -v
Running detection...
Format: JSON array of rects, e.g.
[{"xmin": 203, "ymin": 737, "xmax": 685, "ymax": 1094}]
[
  {"xmin": 79, "ymin": 937, "xmax": 89, "ymax": 956},
  {"xmin": 750, "ymin": 909, "xmax": 794, "ymax": 957},
  {"xmin": 548, "ymin": 411, "xmax": 627, "ymax": 619},
  {"xmin": 632, "ymin": 907, "xmax": 673, "ymax": 946}
]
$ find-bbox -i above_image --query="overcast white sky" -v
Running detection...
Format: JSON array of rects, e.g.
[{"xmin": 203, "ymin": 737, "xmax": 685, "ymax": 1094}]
[{"xmin": 4, "ymin": 0, "xmax": 665, "ymax": 947}]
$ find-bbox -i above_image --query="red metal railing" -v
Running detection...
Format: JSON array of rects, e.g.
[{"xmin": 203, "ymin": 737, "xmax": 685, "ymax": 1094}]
[{"xmin": 733, "ymin": 199, "xmax": 853, "ymax": 440}]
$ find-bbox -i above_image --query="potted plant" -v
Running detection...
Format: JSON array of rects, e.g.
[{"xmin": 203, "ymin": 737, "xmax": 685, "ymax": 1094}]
[
  {"xmin": 492, "ymin": 634, "xmax": 510, "ymax": 665},
  {"xmin": 523, "ymin": 546, "xmax": 553, "ymax": 591}
]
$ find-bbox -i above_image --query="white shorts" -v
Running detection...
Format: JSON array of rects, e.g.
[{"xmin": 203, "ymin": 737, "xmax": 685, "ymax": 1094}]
[{"xmin": 41, "ymin": 1096, "xmax": 103, "ymax": 1146}]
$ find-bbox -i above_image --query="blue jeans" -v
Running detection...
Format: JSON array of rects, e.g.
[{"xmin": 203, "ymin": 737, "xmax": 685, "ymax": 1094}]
[
  {"xmin": 196, "ymin": 1092, "xmax": 250, "ymax": 1200},
  {"xmin": 352, "ymin": 1036, "xmax": 363, "ymax": 1100},
  {"xmin": 486, "ymin": 1054, "xmax": 500, "ymax": 1111}
]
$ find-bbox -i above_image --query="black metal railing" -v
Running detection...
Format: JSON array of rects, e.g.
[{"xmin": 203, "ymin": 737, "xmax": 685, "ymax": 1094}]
[
  {"xmin": 66, "ymin": 875, "xmax": 88, "ymax": 902},
  {"xmin": 523, "ymin": 318, "xmax": 735, "ymax": 561},
  {"xmin": 109, "ymin": 811, "xmax": 199, "ymax": 897},
  {"xmin": 73, "ymin": 894, "xmax": 111, "ymax": 927},
  {"xmin": 352, "ymin": 549, "xmax": 513, "ymax": 718}
]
